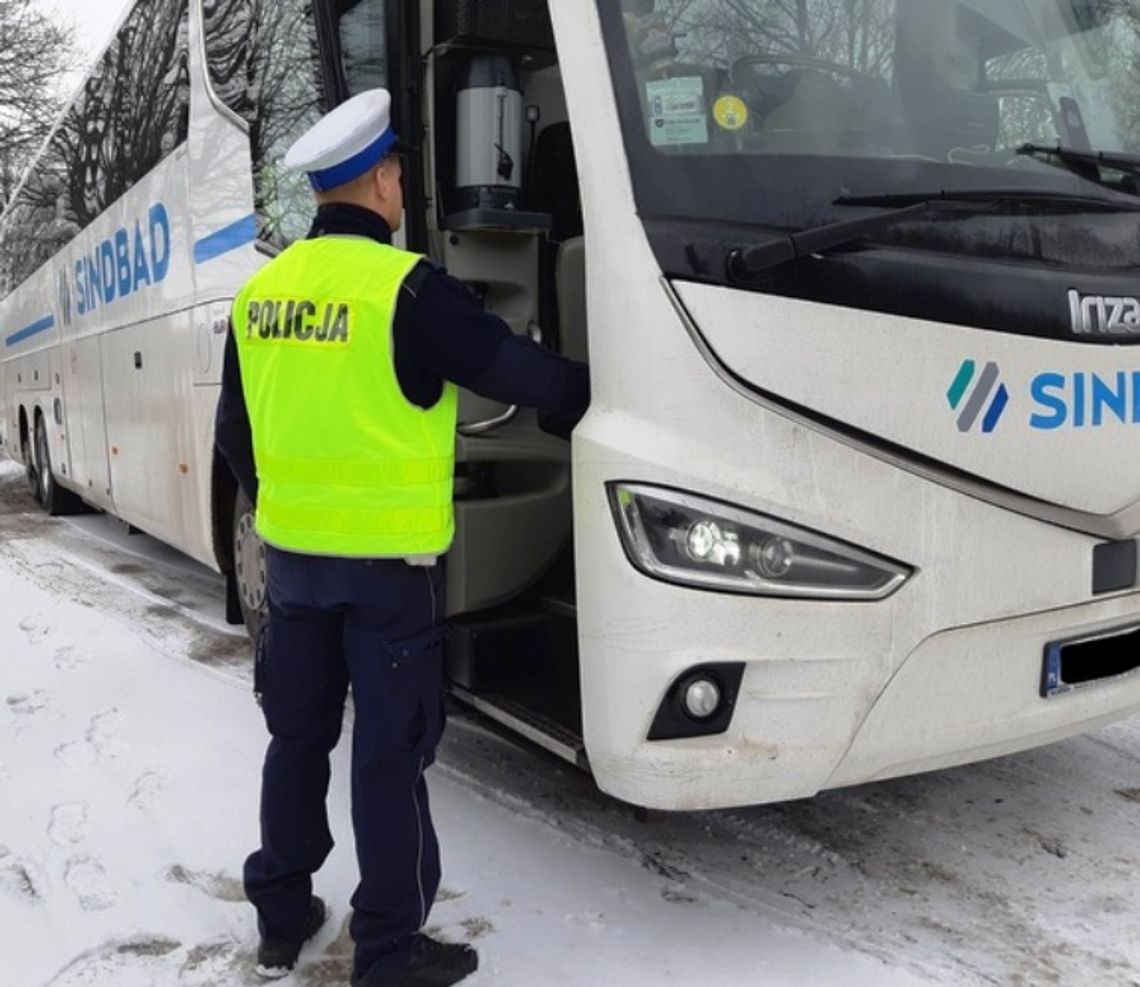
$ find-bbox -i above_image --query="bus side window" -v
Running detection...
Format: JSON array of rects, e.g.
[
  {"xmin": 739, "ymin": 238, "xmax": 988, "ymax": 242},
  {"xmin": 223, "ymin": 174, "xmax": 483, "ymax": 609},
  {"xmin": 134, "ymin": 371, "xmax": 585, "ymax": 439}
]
[
  {"xmin": 336, "ymin": 0, "xmax": 388, "ymax": 96},
  {"xmin": 68, "ymin": 0, "xmax": 190, "ymax": 221},
  {"xmin": 202, "ymin": 0, "xmax": 330, "ymax": 249},
  {"xmin": 0, "ymin": 0, "xmax": 189, "ymax": 296}
]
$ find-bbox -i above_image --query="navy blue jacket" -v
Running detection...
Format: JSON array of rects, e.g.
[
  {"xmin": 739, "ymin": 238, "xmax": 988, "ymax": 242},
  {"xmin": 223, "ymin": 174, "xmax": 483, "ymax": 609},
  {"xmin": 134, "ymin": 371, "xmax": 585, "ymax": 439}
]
[{"xmin": 215, "ymin": 204, "xmax": 590, "ymax": 501}]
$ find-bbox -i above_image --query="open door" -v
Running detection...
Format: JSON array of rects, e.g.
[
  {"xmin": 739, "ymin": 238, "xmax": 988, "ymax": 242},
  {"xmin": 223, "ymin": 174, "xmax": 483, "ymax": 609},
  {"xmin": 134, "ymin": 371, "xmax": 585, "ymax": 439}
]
[{"xmin": 417, "ymin": 4, "xmax": 589, "ymax": 764}]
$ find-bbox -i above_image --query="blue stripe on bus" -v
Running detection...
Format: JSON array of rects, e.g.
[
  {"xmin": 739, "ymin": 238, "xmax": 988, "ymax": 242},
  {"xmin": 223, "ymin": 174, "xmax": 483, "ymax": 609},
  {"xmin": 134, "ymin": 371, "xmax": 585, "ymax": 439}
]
[
  {"xmin": 194, "ymin": 213, "xmax": 257, "ymax": 264},
  {"xmin": 5, "ymin": 314, "xmax": 55, "ymax": 348}
]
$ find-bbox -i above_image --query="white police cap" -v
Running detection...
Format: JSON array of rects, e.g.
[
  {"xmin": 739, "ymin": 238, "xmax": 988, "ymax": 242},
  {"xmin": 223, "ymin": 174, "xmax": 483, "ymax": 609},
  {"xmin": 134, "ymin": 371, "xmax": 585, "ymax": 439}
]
[{"xmin": 284, "ymin": 88, "xmax": 399, "ymax": 192}]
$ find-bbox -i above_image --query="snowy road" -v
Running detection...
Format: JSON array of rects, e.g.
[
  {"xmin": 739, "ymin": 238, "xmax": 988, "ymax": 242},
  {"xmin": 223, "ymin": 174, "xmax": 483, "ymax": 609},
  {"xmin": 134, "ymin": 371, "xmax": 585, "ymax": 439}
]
[{"xmin": 1, "ymin": 459, "xmax": 1138, "ymax": 986}]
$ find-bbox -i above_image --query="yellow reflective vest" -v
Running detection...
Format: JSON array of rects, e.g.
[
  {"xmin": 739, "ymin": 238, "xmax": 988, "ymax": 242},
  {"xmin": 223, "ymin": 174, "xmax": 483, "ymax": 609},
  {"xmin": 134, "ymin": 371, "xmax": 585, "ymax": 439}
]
[{"xmin": 232, "ymin": 237, "xmax": 458, "ymax": 558}]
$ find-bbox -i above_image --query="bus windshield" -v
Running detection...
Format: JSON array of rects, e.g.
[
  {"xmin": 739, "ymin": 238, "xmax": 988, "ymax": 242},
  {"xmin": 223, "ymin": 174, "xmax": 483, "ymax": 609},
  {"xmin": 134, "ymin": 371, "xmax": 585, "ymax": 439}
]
[{"xmin": 600, "ymin": 0, "xmax": 1140, "ymax": 248}]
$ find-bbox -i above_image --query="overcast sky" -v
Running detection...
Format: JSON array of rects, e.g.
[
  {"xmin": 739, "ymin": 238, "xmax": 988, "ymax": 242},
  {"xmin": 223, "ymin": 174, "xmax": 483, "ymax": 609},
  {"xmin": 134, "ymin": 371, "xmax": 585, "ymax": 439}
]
[{"xmin": 39, "ymin": 0, "xmax": 130, "ymax": 86}]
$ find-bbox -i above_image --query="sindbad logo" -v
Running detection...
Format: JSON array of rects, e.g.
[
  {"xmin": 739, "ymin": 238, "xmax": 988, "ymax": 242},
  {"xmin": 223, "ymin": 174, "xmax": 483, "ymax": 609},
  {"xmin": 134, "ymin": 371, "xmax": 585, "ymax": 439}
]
[
  {"xmin": 949, "ymin": 359, "xmax": 1140, "ymax": 432},
  {"xmin": 947, "ymin": 360, "xmax": 1009, "ymax": 434}
]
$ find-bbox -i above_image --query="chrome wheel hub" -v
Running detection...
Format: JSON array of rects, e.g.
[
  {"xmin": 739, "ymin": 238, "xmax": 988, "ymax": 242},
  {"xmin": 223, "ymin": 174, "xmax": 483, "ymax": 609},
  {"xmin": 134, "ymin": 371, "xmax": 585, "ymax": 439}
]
[{"xmin": 234, "ymin": 511, "xmax": 267, "ymax": 612}]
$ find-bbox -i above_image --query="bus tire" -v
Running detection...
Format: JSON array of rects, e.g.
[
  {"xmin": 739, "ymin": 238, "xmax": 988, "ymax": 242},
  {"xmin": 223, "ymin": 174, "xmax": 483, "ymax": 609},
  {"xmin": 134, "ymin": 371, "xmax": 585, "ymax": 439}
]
[
  {"xmin": 24, "ymin": 424, "xmax": 41, "ymax": 505},
  {"xmin": 232, "ymin": 486, "xmax": 268, "ymax": 639},
  {"xmin": 34, "ymin": 414, "xmax": 84, "ymax": 516},
  {"xmin": 26, "ymin": 455, "xmax": 41, "ymax": 504}
]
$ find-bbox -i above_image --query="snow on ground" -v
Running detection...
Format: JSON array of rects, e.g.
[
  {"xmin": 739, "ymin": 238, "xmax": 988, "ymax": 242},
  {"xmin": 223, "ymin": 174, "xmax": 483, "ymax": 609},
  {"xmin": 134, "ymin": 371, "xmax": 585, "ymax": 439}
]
[{"xmin": 1, "ymin": 458, "xmax": 1138, "ymax": 986}]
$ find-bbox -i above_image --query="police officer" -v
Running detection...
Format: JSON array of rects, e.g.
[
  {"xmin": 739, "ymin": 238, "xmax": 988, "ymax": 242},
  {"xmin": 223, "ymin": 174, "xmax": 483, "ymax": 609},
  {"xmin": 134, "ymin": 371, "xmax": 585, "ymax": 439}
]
[{"xmin": 214, "ymin": 89, "xmax": 589, "ymax": 987}]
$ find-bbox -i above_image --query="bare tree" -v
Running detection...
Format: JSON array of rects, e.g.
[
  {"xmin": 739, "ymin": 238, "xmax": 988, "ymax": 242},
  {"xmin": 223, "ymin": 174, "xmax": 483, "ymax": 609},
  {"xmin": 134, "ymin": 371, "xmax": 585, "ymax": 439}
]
[
  {"xmin": 655, "ymin": 0, "xmax": 894, "ymax": 75},
  {"xmin": 0, "ymin": 0, "xmax": 76, "ymax": 210}
]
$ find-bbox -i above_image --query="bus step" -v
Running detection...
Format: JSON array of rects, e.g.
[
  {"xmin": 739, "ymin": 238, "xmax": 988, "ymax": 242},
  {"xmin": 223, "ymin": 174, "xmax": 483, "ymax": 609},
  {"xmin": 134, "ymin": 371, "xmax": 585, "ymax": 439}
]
[
  {"xmin": 446, "ymin": 611, "xmax": 550, "ymax": 692},
  {"xmin": 450, "ymin": 683, "xmax": 588, "ymax": 770}
]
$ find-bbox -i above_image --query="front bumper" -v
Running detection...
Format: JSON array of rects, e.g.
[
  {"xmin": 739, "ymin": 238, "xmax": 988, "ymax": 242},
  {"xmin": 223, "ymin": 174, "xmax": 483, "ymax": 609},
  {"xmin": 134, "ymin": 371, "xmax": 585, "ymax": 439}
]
[
  {"xmin": 583, "ymin": 587, "xmax": 1140, "ymax": 811},
  {"xmin": 825, "ymin": 596, "xmax": 1140, "ymax": 790}
]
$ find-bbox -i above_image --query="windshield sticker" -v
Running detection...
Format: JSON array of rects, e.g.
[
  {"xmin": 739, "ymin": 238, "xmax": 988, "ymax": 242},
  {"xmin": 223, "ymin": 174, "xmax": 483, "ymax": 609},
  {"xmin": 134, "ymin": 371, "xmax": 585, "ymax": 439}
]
[
  {"xmin": 646, "ymin": 77, "xmax": 708, "ymax": 147},
  {"xmin": 713, "ymin": 95, "xmax": 749, "ymax": 131}
]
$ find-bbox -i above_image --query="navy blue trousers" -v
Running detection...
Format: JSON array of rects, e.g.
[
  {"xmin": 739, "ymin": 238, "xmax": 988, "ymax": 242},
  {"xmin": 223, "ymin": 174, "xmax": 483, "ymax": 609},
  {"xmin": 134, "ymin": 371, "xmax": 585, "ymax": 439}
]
[{"xmin": 244, "ymin": 547, "xmax": 446, "ymax": 977}]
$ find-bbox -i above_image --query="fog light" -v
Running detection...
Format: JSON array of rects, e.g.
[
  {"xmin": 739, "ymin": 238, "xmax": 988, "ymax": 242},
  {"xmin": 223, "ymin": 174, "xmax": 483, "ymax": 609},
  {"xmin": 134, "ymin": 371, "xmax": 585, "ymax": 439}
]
[
  {"xmin": 649, "ymin": 663, "xmax": 744, "ymax": 741},
  {"xmin": 683, "ymin": 677, "xmax": 721, "ymax": 719}
]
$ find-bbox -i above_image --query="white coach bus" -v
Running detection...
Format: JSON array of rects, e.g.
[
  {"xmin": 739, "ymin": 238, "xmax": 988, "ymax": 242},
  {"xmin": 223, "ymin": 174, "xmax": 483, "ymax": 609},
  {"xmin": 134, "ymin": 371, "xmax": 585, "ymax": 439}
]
[{"xmin": 3, "ymin": 0, "xmax": 1140, "ymax": 810}]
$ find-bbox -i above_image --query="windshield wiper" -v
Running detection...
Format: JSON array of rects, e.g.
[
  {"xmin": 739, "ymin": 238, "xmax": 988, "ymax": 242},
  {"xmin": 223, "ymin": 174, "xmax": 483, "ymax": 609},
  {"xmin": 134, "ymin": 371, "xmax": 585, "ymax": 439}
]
[
  {"xmin": 727, "ymin": 188, "xmax": 1140, "ymax": 281},
  {"xmin": 1017, "ymin": 142, "xmax": 1140, "ymax": 180},
  {"xmin": 834, "ymin": 187, "xmax": 1140, "ymax": 210}
]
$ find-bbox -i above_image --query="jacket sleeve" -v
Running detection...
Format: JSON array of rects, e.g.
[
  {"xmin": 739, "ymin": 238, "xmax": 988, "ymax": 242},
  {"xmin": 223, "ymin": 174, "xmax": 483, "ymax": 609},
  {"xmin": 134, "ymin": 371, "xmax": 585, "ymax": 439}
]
[
  {"xmin": 214, "ymin": 327, "xmax": 258, "ymax": 502},
  {"xmin": 406, "ymin": 268, "xmax": 590, "ymax": 431}
]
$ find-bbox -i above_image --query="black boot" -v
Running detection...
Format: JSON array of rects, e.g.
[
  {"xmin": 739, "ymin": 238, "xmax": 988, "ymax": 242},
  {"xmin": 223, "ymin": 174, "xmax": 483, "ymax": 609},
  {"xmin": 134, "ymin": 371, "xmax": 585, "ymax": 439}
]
[
  {"xmin": 352, "ymin": 934, "xmax": 478, "ymax": 986},
  {"xmin": 255, "ymin": 895, "xmax": 327, "ymax": 978}
]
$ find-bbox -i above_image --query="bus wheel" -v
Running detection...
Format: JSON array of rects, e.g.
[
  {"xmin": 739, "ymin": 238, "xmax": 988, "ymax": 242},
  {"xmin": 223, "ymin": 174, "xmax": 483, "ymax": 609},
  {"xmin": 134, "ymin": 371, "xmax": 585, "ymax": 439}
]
[
  {"xmin": 25, "ymin": 434, "xmax": 42, "ymax": 505},
  {"xmin": 34, "ymin": 415, "xmax": 83, "ymax": 516},
  {"xmin": 232, "ymin": 487, "xmax": 268, "ymax": 639},
  {"xmin": 26, "ymin": 457, "xmax": 41, "ymax": 504}
]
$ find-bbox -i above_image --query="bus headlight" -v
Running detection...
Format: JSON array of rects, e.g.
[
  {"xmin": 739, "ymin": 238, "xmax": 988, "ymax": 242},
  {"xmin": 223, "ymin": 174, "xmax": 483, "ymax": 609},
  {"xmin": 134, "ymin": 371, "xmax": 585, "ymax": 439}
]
[{"xmin": 608, "ymin": 484, "xmax": 912, "ymax": 600}]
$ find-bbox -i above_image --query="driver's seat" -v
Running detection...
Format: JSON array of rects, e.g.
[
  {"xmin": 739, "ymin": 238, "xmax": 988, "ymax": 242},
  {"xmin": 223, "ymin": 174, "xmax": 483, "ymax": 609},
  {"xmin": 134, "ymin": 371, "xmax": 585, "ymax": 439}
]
[{"xmin": 758, "ymin": 70, "xmax": 847, "ymax": 155}]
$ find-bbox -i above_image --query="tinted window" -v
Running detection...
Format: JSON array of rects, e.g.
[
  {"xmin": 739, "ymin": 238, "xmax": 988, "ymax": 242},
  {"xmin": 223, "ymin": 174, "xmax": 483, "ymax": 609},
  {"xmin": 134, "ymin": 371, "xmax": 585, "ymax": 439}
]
[
  {"xmin": 203, "ymin": 0, "xmax": 390, "ymax": 250},
  {"xmin": 0, "ymin": 0, "xmax": 189, "ymax": 297},
  {"xmin": 204, "ymin": 0, "xmax": 330, "ymax": 249},
  {"xmin": 87, "ymin": 0, "xmax": 191, "ymax": 205},
  {"xmin": 339, "ymin": 1, "xmax": 388, "ymax": 95}
]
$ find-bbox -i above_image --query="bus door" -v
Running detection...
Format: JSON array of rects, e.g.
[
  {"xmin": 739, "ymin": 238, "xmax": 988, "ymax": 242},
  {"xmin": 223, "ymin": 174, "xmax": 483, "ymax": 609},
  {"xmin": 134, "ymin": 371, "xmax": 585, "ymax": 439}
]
[
  {"xmin": 294, "ymin": 0, "xmax": 584, "ymax": 739},
  {"xmin": 312, "ymin": 1, "xmax": 578, "ymax": 625},
  {"xmin": 418, "ymin": 4, "xmax": 587, "ymax": 759}
]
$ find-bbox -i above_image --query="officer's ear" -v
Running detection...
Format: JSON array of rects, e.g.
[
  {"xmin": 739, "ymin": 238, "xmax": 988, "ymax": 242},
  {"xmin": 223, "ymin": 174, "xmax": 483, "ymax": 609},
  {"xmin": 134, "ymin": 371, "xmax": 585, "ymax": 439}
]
[{"xmin": 374, "ymin": 156, "xmax": 401, "ymax": 200}]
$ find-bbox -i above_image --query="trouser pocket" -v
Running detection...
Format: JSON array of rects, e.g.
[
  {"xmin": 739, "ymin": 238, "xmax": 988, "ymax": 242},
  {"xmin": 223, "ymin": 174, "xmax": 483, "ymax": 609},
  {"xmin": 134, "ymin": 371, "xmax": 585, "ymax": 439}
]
[
  {"xmin": 355, "ymin": 624, "xmax": 445, "ymax": 761},
  {"xmin": 387, "ymin": 625, "xmax": 445, "ymax": 757}
]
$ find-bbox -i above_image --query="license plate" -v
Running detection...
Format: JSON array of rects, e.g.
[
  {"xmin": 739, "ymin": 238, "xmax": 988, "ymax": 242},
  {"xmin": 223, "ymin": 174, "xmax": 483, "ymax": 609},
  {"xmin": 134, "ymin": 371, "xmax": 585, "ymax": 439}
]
[{"xmin": 1042, "ymin": 623, "xmax": 1140, "ymax": 697}]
